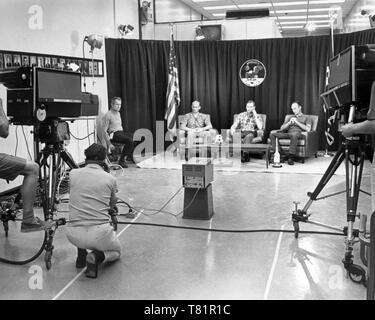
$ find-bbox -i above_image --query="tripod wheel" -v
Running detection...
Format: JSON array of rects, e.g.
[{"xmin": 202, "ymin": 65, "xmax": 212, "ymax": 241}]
[
  {"xmin": 348, "ymin": 264, "xmax": 366, "ymax": 286},
  {"xmin": 293, "ymin": 221, "xmax": 299, "ymax": 238}
]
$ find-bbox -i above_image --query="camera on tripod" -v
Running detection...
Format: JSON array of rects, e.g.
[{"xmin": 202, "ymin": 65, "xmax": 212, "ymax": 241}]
[
  {"xmin": 0, "ymin": 66, "xmax": 99, "ymax": 144},
  {"xmin": 322, "ymin": 45, "xmax": 375, "ymax": 126}
]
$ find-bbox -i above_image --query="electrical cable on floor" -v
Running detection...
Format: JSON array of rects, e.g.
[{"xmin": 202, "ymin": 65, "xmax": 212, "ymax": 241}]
[
  {"xmin": 113, "ymin": 221, "xmax": 345, "ymax": 236},
  {"xmin": 0, "ymin": 233, "xmax": 48, "ymax": 265},
  {"xmin": 21, "ymin": 126, "xmax": 33, "ymax": 161},
  {"xmin": 0, "ymin": 186, "xmax": 348, "ymax": 267}
]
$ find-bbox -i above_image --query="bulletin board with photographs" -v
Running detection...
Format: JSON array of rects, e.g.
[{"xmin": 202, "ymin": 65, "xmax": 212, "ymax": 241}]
[{"xmin": 0, "ymin": 50, "xmax": 104, "ymax": 77}]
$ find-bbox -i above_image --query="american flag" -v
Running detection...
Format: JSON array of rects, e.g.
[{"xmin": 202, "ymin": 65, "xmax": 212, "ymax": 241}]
[{"xmin": 164, "ymin": 31, "xmax": 180, "ymax": 138}]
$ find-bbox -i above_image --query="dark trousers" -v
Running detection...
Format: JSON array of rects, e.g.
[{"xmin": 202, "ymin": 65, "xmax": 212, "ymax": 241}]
[
  {"xmin": 112, "ymin": 131, "xmax": 135, "ymax": 162},
  {"xmin": 270, "ymin": 131, "xmax": 303, "ymax": 156},
  {"xmin": 241, "ymin": 131, "xmax": 256, "ymax": 144}
]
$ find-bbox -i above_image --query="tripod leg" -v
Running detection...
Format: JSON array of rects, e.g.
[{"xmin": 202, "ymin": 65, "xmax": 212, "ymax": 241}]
[
  {"xmin": 301, "ymin": 142, "xmax": 346, "ymax": 214},
  {"xmin": 343, "ymin": 147, "xmax": 367, "ymax": 285},
  {"xmin": 60, "ymin": 149, "xmax": 79, "ymax": 169}
]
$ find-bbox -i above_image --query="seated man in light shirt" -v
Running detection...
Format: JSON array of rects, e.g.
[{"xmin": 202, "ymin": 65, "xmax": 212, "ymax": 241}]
[
  {"xmin": 180, "ymin": 100, "xmax": 216, "ymax": 146},
  {"xmin": 230, "ymin": 100, "xmax": 263, "ymax": 162},
  {"xmin": 269, "ymin": 101, "xmax": 312, "ymax": 165},
  {"xmin": 102, "ymin": 96, "xmax": 135, "ymax": 168}
]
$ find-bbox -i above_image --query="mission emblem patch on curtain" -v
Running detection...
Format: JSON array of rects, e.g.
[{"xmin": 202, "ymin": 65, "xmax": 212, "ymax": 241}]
[{"xmin": 239, "ymin": 59, "xmax": 266, "ymax": 87}]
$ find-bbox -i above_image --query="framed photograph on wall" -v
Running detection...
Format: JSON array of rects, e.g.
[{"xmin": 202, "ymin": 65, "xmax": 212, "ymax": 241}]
[
  {"xmin": 93, "ymin": 61, "xmax": 98, "ymax": 75},
  {"xmin": 44, "ymin": 57, "xmax": 51, "ymax": 68},
  {"xmin": 88, "ymin": 61, "xmax": 93, "ymax": 75},
  {"xmin": 37, "ymin": 56, "xmax": 44, "ymax": 67},
  {"xmin": 59, "ymin": 58, "xmax": 65, "ymax": 69},
  {"xmin": 30, "ymin": 56, "xmax": 37, "ymax": 67},
  {"xmin": 4, "ymin": 53, "xmax": 12, "ymax": 68},
  {"xmin": 83, "ymin": 60, "xmax": 89, "ymax": 76},
  {"xmin": 13, "ymin": 54, "xmax": 21, "ymax": 67},
  {"xmin": 21, "ymin": 55, "xmax": 29, "ymax": 67},
  {"xmin": 98, "ymin": 61, "xmax": 103, "ymax": 76},
  {"xmin": 51, "ymin": 57, "xmax": 58, "ymax": 68},
  {"xmin": 0, "ymin": 54, "xmax": 4, "ymax": 70},
  {"xmin": 77, "ymin": 60, "xmax": 84, "ymax": 74}
]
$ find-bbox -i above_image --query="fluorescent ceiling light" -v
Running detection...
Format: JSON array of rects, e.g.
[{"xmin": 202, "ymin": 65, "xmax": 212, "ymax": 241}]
[
  {"xmin": 278, "ymin": 20, "xmax": 331, "ymax": 24},
  {"xmin": 278, "ymin": 14, "xmax": 329, "ymax": 19},
  {"xmin": 203, "ymin": 5, "xmax": 236, "ymax": 10},
  {"xmin": 237, "ymin": 0, "xmax": 345, "ymax": 9},
  {"xmin": 347, "ymin": 22, "xmax": 370, "ymax": 26},
  {"xmin": 281, "ymin": 24, "xmax": 330, "ymax": 29},
  {"xmin": 212, "ymin": 13, "xmax": 226, "ymax": 17},
  {"xmin": 272, "ymin": 8, "xmax": 332, "ymax": 14}
]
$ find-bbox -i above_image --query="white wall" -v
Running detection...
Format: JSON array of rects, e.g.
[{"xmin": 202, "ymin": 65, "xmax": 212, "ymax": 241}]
[
  {"xmin": 0, "ymin": 0, "xmax": 139, "ymax": 191},
  {"xmin": 146, "ymin": 17, "xmax": 281, "ymax": 40},
  {"xmin": 140, "ymin": 0, "xmax": 281, "ymax": 40}
]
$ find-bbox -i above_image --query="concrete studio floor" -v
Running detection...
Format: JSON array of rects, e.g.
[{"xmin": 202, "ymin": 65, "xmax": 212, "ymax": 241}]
[{"xmin": 0, "ymin": 162, "xmax": 372, "ymax": 300}]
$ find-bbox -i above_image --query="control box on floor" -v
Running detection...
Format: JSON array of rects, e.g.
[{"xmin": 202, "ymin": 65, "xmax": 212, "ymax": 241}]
[{"xmin": 182, "ymin": 157, "xmax": 214, "ymax": 220}]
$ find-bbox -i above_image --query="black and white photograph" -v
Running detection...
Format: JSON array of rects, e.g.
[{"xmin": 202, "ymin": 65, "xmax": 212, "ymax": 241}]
[
  {"xmin": 37, "ymin": 56, "xmax": 44, "ymax": 67},
  {"xmin": 21, "ymin": 55, "xmax": 29, "ymax": 66},
  {"xmin": 3, "ymin": 53, "xmax": 12, "ymax": 68},
  {"xmin": 1, "ymin": 0, "xmax": 375, "ymax": 307},
  {"xmin": 44, "ymin": 56, "xmax": 51, "ymax": 68},
  {"xmin": 29, "ymin": 55, "xmax": 37, "ymax": 66},
  {"xmin": 12, "ymin": 54, "xmax": 21, "ymax": 67},
  {"xmin": 51, "ymin": 57, "xmax": 58, "ymax": 68}
]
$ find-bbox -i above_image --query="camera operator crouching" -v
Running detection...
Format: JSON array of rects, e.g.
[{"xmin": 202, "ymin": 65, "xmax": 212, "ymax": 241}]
[{"xmin": 66, "ymin": 143, "xmax": 121, "ymax": 278}]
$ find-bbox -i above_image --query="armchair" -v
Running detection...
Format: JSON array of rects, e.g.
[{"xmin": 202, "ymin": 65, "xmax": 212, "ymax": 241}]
[
  {"xmin": 225, "ymin": 113, "xmax": 267, "ymax": 143},
  {"xmin": 177, "ymin": 114, "xmax": 218, "ymax": 159},
  {"xmin": 270, "ymin": 114, "xmax": 319, "ymax": 163}
]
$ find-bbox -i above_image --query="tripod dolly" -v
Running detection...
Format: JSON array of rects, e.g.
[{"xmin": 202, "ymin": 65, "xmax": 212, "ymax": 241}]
[
  {"xmin": 35, "ymin": 138, "xmax": 78, "ymax": 269},
  {"xmin": 292, "ymin": 135, "xmax": 371, "ymax": 285}
]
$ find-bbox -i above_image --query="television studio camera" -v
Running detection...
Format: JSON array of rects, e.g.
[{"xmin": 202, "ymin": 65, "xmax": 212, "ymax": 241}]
[
  {"xmin": 291, "ymin": 45, "xmax": 375, "ymax": 292},
  {"xmin": 0, "ymin": 66, "xmax": 99, "ymax": 269}
]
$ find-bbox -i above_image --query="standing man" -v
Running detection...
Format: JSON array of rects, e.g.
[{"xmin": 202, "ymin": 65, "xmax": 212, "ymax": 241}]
[
  {"xmin": 66, "ymin": 143, "xmax": 121, "ymax": 278},
  {"xmin": 230, "ymin": 100, "xmax": 263, "ymax": 162},
  {"xmin": 102, "ymin": 97, "xmax": 135, "ymax": 168},
  {"xmin": 0, "ymin": 99, "xmax": 47, "ymax": 232},
  {"xmin": 269, "ymin": 101, "xmax": 312, "ymax": 165}
]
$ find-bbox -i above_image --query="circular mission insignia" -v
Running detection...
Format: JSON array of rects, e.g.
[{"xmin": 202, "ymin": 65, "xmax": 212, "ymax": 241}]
[{"xmin": 239, "ymin": 59, "xmax": 266, "ymax": 87}]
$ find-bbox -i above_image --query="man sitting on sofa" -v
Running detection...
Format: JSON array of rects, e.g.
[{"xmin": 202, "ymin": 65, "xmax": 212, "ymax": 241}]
[
  {"xmin": 269, "ymin": 101, "xmax": 312, "ymax": 165},
  {"xmin": 180, "ymin": 100, "xmax": 215, "ymax": 146},
  {"xmin": 230, "ymin": 100, "xmax": 263, "ymax": 162}
]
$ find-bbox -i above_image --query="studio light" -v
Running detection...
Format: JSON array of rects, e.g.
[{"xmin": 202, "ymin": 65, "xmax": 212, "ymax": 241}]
[
  {"xmin": 304, "ymin": 22, "xmax": 317, "ymax": 32},
  {"xmin": 118, "ymin": 24, "xmax": 134, "ymax": 36},
  {"xmin": 84, "ymin": 34, "xmax": 103, "ymax": 51}
]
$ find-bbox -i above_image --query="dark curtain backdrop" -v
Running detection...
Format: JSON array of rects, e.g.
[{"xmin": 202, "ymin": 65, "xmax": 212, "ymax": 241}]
[{"xmin": 105, "ymin": 29, "xmax": 375, "ymax": 150}]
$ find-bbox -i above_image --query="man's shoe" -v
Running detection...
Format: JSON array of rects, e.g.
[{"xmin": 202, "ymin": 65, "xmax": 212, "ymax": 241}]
[
  {"xmin": 76, "ymin": 248, "xmax": 87, "ymax": 268},
  {"xmin": 126, "ymin": 155, "xmax": 135, "ymax": 163},
  {"xmin": 287, "ymin": 157, "xmax": 294, "ymax": 165},
  {"xmin": 21, "ymin": 217, "xmax": 50, "ymax": 233},
  {"xmin": 85, "ymin": 250, "xmax": 105, "ymax": 279},
  {"xmin": 118, "ymin": 160, "xmax": 128, "ymax": 168}
]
